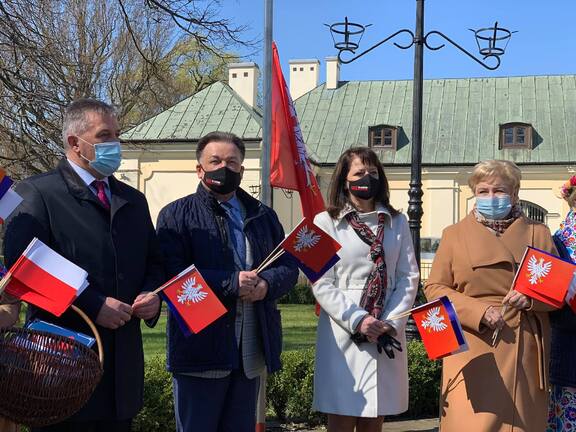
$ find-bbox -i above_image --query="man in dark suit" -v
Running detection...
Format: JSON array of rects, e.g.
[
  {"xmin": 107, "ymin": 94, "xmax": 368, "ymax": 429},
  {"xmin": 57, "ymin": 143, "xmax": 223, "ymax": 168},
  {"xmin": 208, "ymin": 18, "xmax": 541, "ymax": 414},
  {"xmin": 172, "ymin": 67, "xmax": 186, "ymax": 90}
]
[
  {"xmin": 156, "ymin": 131, "xmax": 298, "ymax": 432},
  {"xmin": 3, "ymin": 98, "xmax": 164, "ymax": 432}
]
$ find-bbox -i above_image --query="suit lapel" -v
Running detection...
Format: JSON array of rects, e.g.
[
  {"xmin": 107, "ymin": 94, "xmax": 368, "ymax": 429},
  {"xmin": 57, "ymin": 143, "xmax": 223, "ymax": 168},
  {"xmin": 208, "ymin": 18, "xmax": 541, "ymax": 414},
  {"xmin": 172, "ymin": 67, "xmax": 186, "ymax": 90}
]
[
  {"xmin": 58, "ymin": 159, "xmax": 105, "ymax": 210},
  {"xmin": 108, "ymin": 176, "xmax": 130, "ymax": 220},
  {"xmin": 58, "ymin": 159, "xmax": 131, "ymax": 217}
]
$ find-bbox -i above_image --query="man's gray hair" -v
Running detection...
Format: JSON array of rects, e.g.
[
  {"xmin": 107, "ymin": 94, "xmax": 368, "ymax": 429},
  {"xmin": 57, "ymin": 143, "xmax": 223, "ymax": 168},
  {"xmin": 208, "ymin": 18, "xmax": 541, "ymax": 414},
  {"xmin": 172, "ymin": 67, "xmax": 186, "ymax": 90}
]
[{"xmin": 62, "ymin": 98, "xmax": 116, "ymax": 147}]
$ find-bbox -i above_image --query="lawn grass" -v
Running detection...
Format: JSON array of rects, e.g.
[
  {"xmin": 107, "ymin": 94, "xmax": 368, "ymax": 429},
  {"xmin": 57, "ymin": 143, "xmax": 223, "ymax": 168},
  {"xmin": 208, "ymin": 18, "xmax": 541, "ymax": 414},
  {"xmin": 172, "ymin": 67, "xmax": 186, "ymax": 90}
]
[{"xmin": 142, "ymin": 303, "xmax": 317, "ymax": 358}]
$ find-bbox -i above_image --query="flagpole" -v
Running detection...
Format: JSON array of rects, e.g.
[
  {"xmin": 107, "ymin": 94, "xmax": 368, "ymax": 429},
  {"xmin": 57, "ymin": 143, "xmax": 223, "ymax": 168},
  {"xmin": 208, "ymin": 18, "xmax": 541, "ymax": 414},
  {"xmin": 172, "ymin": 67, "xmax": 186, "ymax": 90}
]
[
  {"xmin": 257, "ymin": 3, "xmax": 273, "ymax": 431},
  {"xmin": 260, "ymin": 0, "xmax": 273, "ymax": 207}
]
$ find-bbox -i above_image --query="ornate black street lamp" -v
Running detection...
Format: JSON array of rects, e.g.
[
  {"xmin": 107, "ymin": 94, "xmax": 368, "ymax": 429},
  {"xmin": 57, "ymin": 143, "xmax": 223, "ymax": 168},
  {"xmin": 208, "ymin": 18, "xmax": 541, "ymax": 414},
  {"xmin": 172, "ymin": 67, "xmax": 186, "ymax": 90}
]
[
  {"xmin": 328, "ymin": 0, "xmax": 514, "ymax": 339},
  {"xmin": 328, "ymin": 1, "xmax": 513, "ymax": 268}
]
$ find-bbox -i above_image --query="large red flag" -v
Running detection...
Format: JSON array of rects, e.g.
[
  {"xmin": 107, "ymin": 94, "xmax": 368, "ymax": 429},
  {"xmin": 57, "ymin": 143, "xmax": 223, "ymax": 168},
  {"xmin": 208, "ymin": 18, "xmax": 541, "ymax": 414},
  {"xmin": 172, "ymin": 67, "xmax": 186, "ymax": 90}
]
[{"xmin": 270, "ymin": 42, "xmax": 325, "ymax": 220}]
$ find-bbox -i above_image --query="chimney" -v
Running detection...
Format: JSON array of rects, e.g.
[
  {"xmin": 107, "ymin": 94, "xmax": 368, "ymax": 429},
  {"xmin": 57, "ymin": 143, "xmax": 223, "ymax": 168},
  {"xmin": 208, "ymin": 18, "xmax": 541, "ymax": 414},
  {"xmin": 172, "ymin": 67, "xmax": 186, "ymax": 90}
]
[
  {"xmin": 228, "ymin": 62, "xmax": 259, "ymax": 107},
  {"xmin": 325, "ymin": 56, "xmax": 340, "ymax": 90},
  {"xmin": 288, "ymin": 59, "xmax": 320, "ymax": 100}
]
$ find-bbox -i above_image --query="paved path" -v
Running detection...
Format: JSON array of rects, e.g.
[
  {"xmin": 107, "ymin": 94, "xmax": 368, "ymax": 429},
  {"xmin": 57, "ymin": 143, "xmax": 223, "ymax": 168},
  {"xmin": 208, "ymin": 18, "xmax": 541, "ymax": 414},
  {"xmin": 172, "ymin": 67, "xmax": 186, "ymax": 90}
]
[{"xmin": 382, "ymin": 418, "xmax": 439, "ymax": 432}]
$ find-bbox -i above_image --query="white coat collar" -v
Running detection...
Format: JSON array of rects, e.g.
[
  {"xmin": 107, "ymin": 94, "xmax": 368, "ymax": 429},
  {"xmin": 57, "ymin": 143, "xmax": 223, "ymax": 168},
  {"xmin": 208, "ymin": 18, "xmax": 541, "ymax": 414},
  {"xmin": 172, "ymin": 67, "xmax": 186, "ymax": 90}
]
[{"xmin": 336, "ymin": 203, "xmax": 393, "ymax": 228}]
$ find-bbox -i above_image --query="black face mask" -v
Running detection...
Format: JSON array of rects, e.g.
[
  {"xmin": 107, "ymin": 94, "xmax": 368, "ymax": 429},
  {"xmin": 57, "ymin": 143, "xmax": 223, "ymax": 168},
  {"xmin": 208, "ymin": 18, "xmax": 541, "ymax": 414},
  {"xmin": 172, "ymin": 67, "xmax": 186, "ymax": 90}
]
[
  {"xmin": 203, "ymin": 166, "xmax": 242, "ymax": 195},
  {"xmin": 348, "ymin": 174, "xmax": 380, "ymax": 200}
]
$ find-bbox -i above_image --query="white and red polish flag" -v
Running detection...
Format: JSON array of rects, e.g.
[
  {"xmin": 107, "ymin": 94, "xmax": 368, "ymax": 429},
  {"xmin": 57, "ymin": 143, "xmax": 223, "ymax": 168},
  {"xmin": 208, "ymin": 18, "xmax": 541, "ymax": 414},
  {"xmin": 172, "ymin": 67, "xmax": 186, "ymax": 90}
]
[{"xmin": 2, "ymin": 238, "xmax": 89, "ymax": 316}]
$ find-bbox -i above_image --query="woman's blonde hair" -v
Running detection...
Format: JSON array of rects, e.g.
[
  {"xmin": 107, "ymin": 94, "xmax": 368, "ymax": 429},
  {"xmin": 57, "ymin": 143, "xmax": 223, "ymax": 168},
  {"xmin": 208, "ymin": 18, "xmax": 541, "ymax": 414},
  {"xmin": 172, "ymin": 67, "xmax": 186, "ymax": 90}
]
[
  {"xmin": 468, "ymin": 159, "xmax": 522, "ymax": 194},
  {"xmin": 560, "ymin": 175, "xmax": 576, "ymax": 208}
]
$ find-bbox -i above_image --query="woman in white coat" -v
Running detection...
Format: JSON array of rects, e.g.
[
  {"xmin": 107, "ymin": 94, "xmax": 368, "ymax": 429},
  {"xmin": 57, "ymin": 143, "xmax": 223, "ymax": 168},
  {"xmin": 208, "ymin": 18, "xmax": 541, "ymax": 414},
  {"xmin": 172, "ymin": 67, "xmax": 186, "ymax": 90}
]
[{"xmin": 312, "ymin": 147, "xmax": 419, "ymax": 432}]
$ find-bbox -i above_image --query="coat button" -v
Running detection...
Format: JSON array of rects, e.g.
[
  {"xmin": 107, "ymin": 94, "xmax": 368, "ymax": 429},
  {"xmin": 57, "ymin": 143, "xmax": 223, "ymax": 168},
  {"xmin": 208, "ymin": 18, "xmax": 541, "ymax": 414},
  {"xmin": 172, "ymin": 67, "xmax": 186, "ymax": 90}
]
[
  {"xmin": 112, "ymin": 229, "xmax": 118, "ymax": 236},
  {"xmin": 118, "ymin": 273, "xmax": 125, "ymax": 281}
]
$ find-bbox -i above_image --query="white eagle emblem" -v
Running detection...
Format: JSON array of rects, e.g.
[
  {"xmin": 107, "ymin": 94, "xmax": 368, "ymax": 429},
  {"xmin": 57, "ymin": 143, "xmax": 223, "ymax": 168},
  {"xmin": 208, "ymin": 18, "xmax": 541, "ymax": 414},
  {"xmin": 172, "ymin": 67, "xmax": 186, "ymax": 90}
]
[
  {"xmin": 421, "ymin": 307, "xmax": 448, "ymax": 333},
  {"xmin": 293, "ymin": 226, "xmax": 321, "ymax": 252},
  {"xmin": 527, "ymin": 255, "xmax": 552, "ymax": 285},
  {"xmin": 177, "ymin": 277, "xmax": 207, "ymax": 305}
]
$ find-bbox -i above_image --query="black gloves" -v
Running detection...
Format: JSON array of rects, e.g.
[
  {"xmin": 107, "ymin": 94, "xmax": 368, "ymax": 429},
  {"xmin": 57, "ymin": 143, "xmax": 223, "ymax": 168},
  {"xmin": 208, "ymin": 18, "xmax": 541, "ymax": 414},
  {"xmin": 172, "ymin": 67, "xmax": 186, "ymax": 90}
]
[{"xmin": 376, "ymin": 334, "xmax": 402, "ymax": 359}]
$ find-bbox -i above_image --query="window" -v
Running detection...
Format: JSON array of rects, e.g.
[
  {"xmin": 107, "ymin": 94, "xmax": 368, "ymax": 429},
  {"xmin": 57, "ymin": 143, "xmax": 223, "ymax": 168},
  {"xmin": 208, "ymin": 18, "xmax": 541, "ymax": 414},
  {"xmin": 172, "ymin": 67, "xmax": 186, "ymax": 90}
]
[
  {"xmin": 499, "ymin": 123, "xmax": 533, "ymax": 149},
  {"xmin": 310, "ymin": 66, "xmax": 315, "ymax": 71},
  {"xmin": 292, "ymin": 67, "xmax": 297, "ymax": 72},
  {"xmin": 231, "ymin": 73, "xmax": 237, "ymax": 79},
  {"xmin": 299, "ymin": 67, "xmax": 304, "ymax": 71},
  {"xmin": 243, "ymin": 72, "xmax": 248, "ymax": 77},
  {"xmin": 368, "ymin": 125, "xmax": 398, "ymax": 150},
  {"xmin": 520, "ymin": 200, "xmax": 547, "ymax": 223}
]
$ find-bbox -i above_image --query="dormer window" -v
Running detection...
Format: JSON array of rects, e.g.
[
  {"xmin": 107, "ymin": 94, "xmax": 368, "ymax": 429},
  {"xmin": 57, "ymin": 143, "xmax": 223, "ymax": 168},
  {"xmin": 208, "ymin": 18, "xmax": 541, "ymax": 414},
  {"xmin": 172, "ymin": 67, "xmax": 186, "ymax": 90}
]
[
  {"xmin": 369, "ymin": 125, "xmax": 397, "ymax": 150},
  {"xmin": 499, "ymin": 122, "xmax": 533, "ymax": 149}
]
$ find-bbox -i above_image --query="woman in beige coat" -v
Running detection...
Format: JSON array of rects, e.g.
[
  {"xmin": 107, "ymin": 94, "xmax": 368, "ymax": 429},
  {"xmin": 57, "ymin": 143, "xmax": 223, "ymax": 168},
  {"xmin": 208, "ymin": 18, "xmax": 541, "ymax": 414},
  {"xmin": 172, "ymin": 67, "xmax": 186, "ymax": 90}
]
[{"xmin": 424, "ymin": 160, "xmax": 555, "ymax": 432}]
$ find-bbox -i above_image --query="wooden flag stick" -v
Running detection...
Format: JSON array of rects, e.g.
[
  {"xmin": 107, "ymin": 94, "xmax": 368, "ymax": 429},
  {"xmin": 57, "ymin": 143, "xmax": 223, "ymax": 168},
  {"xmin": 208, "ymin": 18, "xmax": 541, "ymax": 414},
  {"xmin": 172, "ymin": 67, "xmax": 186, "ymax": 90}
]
[
  {"xmin": 491, "ymin": 304, "xmax": 508, "ymax": 347},
  {"xmin": 255, "ymin": 243, "xmax": 283, "ymax": 271},
  {"xmin": 387, "ymin": 309, "xmax": 415, "ymax": 321},
  {"xmin": 0, "ymin": 273, "xmax": 12, "ymax": 296},
  {"xmin": 256, "ymin": 249, "xmax": 286, "ymax": 274}
]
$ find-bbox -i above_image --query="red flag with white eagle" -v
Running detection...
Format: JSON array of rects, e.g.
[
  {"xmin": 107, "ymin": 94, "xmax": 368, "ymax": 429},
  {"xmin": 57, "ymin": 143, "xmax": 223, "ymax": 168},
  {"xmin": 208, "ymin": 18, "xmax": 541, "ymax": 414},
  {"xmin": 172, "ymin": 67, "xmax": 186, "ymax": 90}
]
[
  {"xmin": 513, "ymin": 246, "xmax": 576, "ymax": 309},
  {"xmin": 412, "ymin": 296, "xmax": 468, "ymax": 360},
  {"xmin": 157, "ymin": 264, "xmax": 226, "ymax": 335},
  {"xmin": 270, "ymin": 42, "xmax": 325, "ymax": 220},
  {"xmin": 280, "ymin": 218, "xmax": 341, "ymax": 275},
  {"xmin": 1, "ymin": 237, "xmax": 89, "ymax": 316}
]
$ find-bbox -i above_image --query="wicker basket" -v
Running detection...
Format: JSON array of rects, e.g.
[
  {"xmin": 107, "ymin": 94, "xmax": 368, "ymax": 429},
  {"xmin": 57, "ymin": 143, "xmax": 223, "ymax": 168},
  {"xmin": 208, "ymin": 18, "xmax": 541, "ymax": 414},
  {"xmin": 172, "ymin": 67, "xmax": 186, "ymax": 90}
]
[{"xmin": 0, "ymin": 305, "xmax": 104, "ymax": 427}]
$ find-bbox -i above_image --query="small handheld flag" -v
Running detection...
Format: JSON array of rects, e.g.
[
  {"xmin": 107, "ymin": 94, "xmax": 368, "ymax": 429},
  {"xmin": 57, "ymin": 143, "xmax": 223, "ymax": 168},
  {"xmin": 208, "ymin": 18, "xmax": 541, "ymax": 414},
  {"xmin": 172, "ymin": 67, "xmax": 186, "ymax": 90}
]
[
  {"xmin": 0, "ymin": 169, "xmax": 23, "ymax": 224},
  {"xmin": 411, "ymin": 296, "xmax": 468, "ymax": 360},
  {"xmin": 281, "ymin": 218, "xmax": 341, "ymax": 278},
  {"xmin": 154, "ymin": 265, "xmax": 226, "ymax": 335},
  {"xmin": 513, "ymin": 246, "xmax": 576, "ymax": 309},
  {"xmin": 0, "ymin": 238, "xmax": 89, "ymax": 317},
  {"xmin": 256, "ymin": 218, "xmax": 341, "ymax": 284}
]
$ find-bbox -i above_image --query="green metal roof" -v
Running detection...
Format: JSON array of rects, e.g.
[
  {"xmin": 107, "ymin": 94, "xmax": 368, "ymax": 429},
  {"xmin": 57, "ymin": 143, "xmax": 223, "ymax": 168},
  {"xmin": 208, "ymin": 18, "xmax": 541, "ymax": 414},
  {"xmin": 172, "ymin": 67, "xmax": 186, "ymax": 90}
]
[
  {"xmin": 121, "ymin": 81, "xmax": 262, "ymax": 142},
  {"xmin": 294, "ymin": 75, "xmax": 576, "ymax": 165}
]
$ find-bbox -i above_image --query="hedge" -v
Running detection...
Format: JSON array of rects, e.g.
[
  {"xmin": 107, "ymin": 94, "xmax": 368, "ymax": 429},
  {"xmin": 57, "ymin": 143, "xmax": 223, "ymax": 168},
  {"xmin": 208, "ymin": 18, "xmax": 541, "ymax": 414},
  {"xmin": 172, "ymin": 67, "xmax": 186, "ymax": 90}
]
[
  {"xmin": 132, "ymin": 340, "xmax": 440, "ymax": 430},
  {"xmin": 277, "ymin": 283, "xmax": 315, "ymax": 305},
  {"xmin": 133, "ymin": 355, "xmax": 175, "ymax": 432}
]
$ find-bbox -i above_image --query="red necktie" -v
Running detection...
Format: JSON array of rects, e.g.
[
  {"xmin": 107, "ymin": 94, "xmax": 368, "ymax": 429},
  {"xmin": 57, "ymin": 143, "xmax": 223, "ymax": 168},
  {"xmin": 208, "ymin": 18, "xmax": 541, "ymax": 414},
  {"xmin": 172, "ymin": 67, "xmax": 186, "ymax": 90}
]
[{"xmin": 92, "ymin": 180, "xmax": 111, "ymax": 210}]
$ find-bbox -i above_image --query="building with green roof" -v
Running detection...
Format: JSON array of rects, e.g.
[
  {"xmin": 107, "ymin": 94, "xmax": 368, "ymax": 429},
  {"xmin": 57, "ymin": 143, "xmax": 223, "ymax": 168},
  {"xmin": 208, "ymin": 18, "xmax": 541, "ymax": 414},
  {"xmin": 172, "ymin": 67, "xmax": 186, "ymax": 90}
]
[{"xmin": 120, "ymin": 58, "xmax": 575, "ymax": 251}]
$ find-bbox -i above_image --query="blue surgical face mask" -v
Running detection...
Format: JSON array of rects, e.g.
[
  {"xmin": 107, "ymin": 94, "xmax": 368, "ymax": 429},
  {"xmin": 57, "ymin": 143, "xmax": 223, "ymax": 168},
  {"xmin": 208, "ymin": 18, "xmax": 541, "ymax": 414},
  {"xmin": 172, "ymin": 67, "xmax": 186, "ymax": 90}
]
[
  {"xmin": 476, "ymin": 195, "xmax": 513, "ymax": 220},
  {"xmin": 78, "ymin": 137, "xmax": 122, "ymax": 177}
]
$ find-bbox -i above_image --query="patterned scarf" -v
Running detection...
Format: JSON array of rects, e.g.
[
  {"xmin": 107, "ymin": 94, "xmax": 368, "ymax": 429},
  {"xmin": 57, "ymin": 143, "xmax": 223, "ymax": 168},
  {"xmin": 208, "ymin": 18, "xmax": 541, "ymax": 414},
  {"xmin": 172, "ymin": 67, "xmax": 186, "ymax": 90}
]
[
  {"xmin": 556, "ymin": 209, "xmax": 576, "ymax": 263},
  {"xmin": 474, "ymin": 204, "xmax": 523, "ymax": 235},
  {"xmin": 345, "ymin": 211, "xmax": 388, "ymax": 318}
]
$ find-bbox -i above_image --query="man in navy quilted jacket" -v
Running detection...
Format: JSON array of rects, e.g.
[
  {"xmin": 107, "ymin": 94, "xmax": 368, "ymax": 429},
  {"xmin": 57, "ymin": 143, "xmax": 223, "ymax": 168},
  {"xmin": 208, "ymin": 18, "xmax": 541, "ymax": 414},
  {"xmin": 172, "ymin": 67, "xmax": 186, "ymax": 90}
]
[{"xmin": 156, "ymin": 131, "xmax": 298, "ymax": 432}]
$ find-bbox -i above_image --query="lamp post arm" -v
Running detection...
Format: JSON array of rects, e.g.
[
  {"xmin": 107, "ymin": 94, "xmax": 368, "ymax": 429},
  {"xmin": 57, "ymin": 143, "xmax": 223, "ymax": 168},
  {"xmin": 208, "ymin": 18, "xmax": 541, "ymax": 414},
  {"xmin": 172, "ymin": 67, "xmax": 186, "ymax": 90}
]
[
  {"xmin": 337, "ymin": 29, "xmax": 415, "ymax": 64},
  {"xmin": 424, "ymin": 30, "xmax": 501, "ymax": 71}
]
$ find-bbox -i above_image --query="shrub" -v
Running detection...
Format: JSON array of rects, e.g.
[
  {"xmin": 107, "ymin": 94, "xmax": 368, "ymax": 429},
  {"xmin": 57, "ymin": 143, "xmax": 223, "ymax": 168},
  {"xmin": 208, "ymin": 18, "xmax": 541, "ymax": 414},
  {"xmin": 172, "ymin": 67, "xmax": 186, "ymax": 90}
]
[
  {"xmin": 406, "ymin": 340, "xmax": 442, "ymax": 418},
  {"xmin": 278, "ymin": 283, "xmax": 315, "ymax": 305},
  {"xmin": 267, "ymin": 348, "xmax": 325, "ymax": 425},
  {"xmin": 132, "ymin": 355, "xmax": 175, "ymax": 432}
]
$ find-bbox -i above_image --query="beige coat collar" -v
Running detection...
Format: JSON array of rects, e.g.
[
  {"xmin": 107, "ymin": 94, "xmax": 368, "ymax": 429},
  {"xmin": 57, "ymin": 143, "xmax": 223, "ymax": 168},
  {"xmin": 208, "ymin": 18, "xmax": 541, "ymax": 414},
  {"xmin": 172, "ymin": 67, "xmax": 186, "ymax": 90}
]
[{"xmin": 461, "ymin": 212, "xmax": 535, "ymax": 269}]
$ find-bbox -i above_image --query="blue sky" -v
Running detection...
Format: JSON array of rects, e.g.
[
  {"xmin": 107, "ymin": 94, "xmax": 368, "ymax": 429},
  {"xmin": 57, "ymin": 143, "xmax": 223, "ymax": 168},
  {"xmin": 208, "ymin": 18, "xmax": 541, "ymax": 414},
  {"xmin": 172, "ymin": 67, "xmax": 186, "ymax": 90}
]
[{"xmin": 220, "ymin": 0, "xmax": 576, "ymax": 82}]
